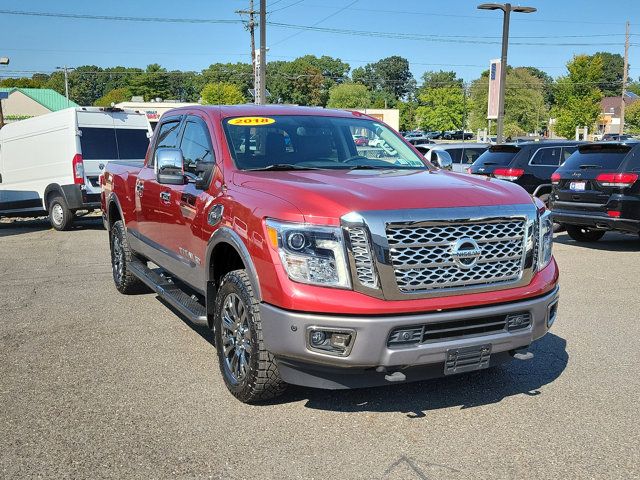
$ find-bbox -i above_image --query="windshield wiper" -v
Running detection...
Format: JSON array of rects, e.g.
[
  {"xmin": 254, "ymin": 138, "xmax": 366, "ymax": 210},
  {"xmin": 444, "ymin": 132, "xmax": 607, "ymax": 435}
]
[
  {"xmin": 579, "ymin": 164, "xmax": 603, "ymax": 170},
  {"xmin": 245, "ymin": 163, "xmax": 322, "ymax": 171}
]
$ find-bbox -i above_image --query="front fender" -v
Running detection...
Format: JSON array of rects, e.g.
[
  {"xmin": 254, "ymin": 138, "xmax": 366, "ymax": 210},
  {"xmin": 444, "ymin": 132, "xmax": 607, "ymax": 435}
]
[{"xmin": 205, "ymin": 226, "xmax": 262, "ymax": 301}]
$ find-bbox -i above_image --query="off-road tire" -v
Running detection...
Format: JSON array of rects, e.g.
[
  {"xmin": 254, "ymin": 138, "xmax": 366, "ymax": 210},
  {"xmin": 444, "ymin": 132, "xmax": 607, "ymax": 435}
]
[
  {"xmin": 566, "ymin": 225, "xmax": 605, "ymax": 242},
  {"xmin": 110, "ymin": 220, "xmax": 146, "ymax": 294},
  {"xmin": 48, "ymin": 195, "xmax": 74, "ymax": 231},
  {"xmin": 214, "ymin": 269, "xmax": 286, "ymax": 403}
]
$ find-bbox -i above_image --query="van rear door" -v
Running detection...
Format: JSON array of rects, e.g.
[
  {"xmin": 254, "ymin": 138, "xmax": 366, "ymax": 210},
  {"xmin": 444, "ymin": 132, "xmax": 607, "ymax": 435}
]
[{"xmin": 76, "ymin": 110, "xmax": 150, "ymax": 194}]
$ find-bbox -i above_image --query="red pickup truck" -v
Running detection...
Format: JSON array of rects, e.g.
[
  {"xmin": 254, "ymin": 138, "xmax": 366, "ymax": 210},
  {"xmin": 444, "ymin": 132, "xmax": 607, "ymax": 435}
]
[{"xmin": 101, "ymin": 105, "xmax": 559, "ymax": 403}]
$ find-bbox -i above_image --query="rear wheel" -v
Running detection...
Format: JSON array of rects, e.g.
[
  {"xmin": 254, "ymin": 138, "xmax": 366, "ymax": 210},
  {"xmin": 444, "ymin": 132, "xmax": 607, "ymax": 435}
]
[
  {"xmin": 214, "ymin": 269, "xmax": 286, "ymax": 403},
  {"xmin": 110, "ymin": 220, "xmax": 146, "ymax": 294},
  {"xmin": 566, "ymin": 225, "xmax": 606, "ymax": 242},
  {"xmin": 48, "ymin": 195, "xmax": 74, "ymax": 231}
]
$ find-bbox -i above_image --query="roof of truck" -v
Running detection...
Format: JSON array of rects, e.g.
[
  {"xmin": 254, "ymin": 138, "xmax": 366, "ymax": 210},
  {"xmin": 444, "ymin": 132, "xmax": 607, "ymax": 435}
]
[{"xmin": 167, "ymin": 104, "xmax": 371, "ymax": 120}]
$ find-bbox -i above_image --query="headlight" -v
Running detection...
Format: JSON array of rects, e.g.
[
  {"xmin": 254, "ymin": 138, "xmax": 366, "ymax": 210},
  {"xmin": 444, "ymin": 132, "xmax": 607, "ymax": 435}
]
[
  {"xmin": 265, "ymin": 219, "xmax": 351, "ymax": 289},
  {"xmin": 538, "ymin": 209, "xmax": 553, "ymax": 270}
]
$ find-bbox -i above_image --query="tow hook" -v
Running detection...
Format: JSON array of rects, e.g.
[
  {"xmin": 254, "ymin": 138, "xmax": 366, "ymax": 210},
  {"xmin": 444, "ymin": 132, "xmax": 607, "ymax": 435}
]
[
  {"xmin": 510, "ymin": 347, "xmax": 534, "ymax": 361},
  {"xmin": 377, "ymin": 366, "xmax": 407, "ymax": 383}
]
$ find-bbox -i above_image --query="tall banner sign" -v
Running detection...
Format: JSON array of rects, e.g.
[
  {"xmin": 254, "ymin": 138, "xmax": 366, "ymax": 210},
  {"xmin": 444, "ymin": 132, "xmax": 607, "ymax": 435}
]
[{"xmin": 487, "ymin": 59, "xmax": 501, "ymax": 120}]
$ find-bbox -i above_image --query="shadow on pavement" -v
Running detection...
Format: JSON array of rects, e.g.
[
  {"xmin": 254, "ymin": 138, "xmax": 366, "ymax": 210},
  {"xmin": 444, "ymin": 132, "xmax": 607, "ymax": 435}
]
[
  {"xmin": 0, "ymin": 216, "xmax": 104, "ymax": 237},
  {"xmin": 554, "ymin": 231, "xmax": 640, "ymax": 252}
]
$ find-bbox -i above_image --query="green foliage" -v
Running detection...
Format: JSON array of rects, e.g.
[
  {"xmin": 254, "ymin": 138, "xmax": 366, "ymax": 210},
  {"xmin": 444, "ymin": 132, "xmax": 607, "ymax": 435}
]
[
  {"xmin": 398, "ymin": 101, "xmax": 418, "ymax": 131},
  {"xmin": 415, "ymin": 85, "xmax": 465, "ymax": 131},
  {"xmin": 553, "ymin": 55, "xmax": 603, "ymax": 139},
  {"xmin": 69, "ymin": 65, "xmax": 105, "ymax": 106},
  {"xmin": 326, "ymin": 83, "xmax": 371, "ymax": 109},
  {"xmin": 591, "ymin": 52, "xmax": 625, "ymax": 97},
  {"xmin": 201, "ymin": 62, "xmax": 253, "ymax": 98},
  {"xmin": 200, "ymin": 82, "xmax": 245, "ymax": 105},
  {"xmin": 352, "ymin": 56, "xmax": 415, "ymax": 100},
  {"xmin": 420, "ymin": 70, "xmax": 462, "ymax": 89},
  {"xmin": 94, "ymin": 87, "xmax": 133, "ymax": 107},
  {"xmin": 468, "ymin": 67, "xmax": 547, "ymax": 135},
  {"xmin": 129, "ymin": 64, "xmax": 172, "ymax": 102},
  {"xmin": 624, "ymin": 100, "xmax": 640, "ymax": 134}
]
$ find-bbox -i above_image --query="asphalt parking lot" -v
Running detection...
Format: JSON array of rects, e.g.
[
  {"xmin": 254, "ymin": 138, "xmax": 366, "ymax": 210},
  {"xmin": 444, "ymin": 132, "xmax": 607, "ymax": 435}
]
[{"xmin": 1, "ymin": 217, "xmax": 639, "ymax": 479}]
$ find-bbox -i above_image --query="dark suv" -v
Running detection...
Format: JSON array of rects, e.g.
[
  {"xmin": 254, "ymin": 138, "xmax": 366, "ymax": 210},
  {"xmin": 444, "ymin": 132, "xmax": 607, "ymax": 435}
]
[
  {"xmin": 468, "ymin": 141, "xmax": 584, "ymax": 203},
  {"xmin": 550, "ymin": 142, "xmax": 640, "ymax": 242}
]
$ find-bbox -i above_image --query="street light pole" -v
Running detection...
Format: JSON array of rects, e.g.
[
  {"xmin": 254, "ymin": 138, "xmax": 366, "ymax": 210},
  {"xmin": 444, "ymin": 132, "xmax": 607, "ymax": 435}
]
[
  {"xmin": 478, "ymin": 3, "xmax": 536, "ymax": 144},
  {"xmin": 56, "ymin": 66, "xmax": 74, "ymax": 107}
]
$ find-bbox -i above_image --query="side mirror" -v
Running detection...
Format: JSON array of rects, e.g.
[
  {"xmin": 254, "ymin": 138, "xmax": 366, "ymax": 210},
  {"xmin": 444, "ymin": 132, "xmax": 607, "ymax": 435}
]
[
  {"xmin": 156, "ymin": 148, "xmax": 185, "ymax": 185},
  {"xmin": 431, "ymin": 150, "xmax": 453, "ymax": 171}
]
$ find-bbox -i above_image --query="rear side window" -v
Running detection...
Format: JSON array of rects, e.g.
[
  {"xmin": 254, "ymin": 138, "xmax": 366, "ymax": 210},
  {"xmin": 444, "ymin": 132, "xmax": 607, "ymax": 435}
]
[
  {"xmin": 461, "ymin": 147, "xmax": 486, "ymax": 165},
  {"xmin": 150, "ymin": 119, "xmax": 181, "ymax": 166},
  {"xmin": 474, "ymin": 145, "xmax": 520, "ymax": 166},
  {"xmin": 447, "ymin": 148, "xmax": 463, "ymax": 164},
  {"xmin": 79, "ymin": 128, "xmax": 118, "ymax": 160},
  {"xmin": 530, "ymin": 147, "xmax": 562, "ymax": 166},
  {"xmin": 562, "ymin": 146, "xmax": 578, "ymax": 162},
  {"xmin": 115, "ymin": 129, "xmax": 149, "ymax": 160},
  {"xmin": 559, "ymin": 145, "xmax": 633, "ymax": 171}
]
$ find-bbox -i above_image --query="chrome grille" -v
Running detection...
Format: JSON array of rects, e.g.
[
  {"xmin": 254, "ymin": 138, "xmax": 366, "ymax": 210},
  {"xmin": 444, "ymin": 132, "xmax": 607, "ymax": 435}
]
[
  {"xmin": 386, "ymin": 220, "xmax": 526, "ymax": 292},
  {"xmin": 348, "ymin": 227, "xmax": 378, "ymax": 288}
]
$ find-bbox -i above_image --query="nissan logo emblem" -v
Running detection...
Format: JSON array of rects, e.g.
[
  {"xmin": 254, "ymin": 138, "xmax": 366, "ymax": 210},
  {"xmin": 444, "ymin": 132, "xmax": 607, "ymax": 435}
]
[{"xmin": 451, "ymin": 238, "xmax": 482, "ymax": 269}]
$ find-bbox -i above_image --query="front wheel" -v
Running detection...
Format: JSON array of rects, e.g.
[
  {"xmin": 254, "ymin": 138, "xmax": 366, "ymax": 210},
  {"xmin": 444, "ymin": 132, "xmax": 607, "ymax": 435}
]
[
  {"xmin": 566, "ymin": 225, "xmax": 605, "ymax": 242},
  {"xmin": 214, "ymin": 270, "xmax": 286, "ymax": 403}
]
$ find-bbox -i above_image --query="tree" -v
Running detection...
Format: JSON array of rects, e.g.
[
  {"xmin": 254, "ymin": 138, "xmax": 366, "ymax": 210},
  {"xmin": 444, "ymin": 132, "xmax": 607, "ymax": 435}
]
[
  {"xmin": 398, "ymin": 101, "xmax": 418, "ymax": 131},
  {"xmin": 129, "ymin": 64, "xmax": 172, "ymax": 101},
  {"xmin": 553, "ymin": 55, "xmax": 604, "ymax": 139},
  {"xmin": 267, "ymin": 59, "xmax": 325, "ymax": 106},
  {"xmin": 352, "ymin": 56, "xmax": 415, "ymax": 100},
  {"xmin": 468, "ymin": 67, "xmax": 547, "ymax": 135},
  {"xmin": 200, "ymin": 82, "xmax": 245, "ymax": 105},
  {"xmin": 420, "ymin": 70, "xmax": 462, "ymax": 89},
  {"xmin": 69, "ymin": 65, "xmax": 106, "ymax": 106},
  {"xmin": 625, "ymin": 100, "xmax": 640, "ymax": 134},
  {"xmin": 94, "ymin": 87, "xmax": 132, "ymax": 107},
  {"xmin": 201, "ymin": 62, "xmax": 253, "ymax": 98},
  {"xmin": 591, "ymin": 52, "xmax": 625, "ymax": 97},
  {"xmin": 326, "ymin": 83, "xmax": 371, "ymax": 109},
  {"xmin": 415, "ymin": 85, "xmax": 465, "ymax": 131}
]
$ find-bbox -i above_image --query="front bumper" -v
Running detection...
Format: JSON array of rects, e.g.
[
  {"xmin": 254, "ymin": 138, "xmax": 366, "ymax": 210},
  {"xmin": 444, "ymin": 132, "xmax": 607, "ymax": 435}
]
[{"xmin": 260, "ymin": 286, "xmax": 560, "ymax": 389}]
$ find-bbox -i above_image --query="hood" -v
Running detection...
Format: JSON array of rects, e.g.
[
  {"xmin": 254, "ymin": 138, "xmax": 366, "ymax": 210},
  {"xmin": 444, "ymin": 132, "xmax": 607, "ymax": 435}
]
[{"xmin": 234, "ymin": 169, "xmax": 534, "ymax": 224}]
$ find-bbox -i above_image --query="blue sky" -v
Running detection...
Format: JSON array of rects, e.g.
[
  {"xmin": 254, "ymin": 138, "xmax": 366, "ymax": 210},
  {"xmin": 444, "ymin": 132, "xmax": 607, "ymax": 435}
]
[{"xmin": 0, "ymin": 0, "xmax": 638, "ymax": 83}]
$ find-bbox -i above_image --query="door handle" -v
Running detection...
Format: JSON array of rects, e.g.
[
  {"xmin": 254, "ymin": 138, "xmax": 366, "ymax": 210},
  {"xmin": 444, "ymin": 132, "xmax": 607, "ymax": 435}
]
[
  {"xmin": 160, "ymin": 191, "xmax": 171, "ymax": 204},
  {"xmin": 135, "ymin": 181, "xmax": 144, "ymax": 196}
]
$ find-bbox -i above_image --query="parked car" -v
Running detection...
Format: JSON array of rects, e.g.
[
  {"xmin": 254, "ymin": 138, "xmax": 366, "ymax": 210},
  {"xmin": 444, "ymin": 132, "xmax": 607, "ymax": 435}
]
[
  {"xmin": 0, "ymin": 107, "xmax": 151, "ymax": 230},
  {"xmin": 406, "ymin": 136, "xmax": 434, "ymax": 146},
  {"xmin": 414, "ymin": 143, "xmax": 489, "ymax": 173},
  {"xmin": 352, "ymin": 135, "xmax": 368, "ymax": 146},
  {"xmin": 602, "ymin": 133, "xmax": 634, "ymax": 142},
  {"xmin": 444, "ymin": 130, "xmax": 474, "ymax": 140},
  {"xmin": 425, "ymin": 131, "xmax": 444, "ymax": 140},
  {"xmin": 468, "ymin": 141, "xmax": 584, "ymax": 204},
  {"xmin": 550, "ymin": 141, "xmax": 640, "ymax": 241},
  {"xmin": 102, "ymin": 105, "xmax": 559, "ymax": 403}
]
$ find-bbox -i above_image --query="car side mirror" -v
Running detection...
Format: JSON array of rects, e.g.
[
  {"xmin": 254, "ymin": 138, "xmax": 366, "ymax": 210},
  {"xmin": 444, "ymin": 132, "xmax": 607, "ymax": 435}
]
[
  {"xmin": 431, "ymin": 150, "xmax": 453, "ymax": 171},
  {"xmin": 156, "ymin": 148, "xmax": 185, "ymax": 185}
]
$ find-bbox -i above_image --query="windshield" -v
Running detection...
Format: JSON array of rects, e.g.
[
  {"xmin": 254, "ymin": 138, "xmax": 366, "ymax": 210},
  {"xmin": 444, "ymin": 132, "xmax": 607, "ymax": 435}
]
[
  {"xmin": 558, "ymin": 144, "xmax": 632, "ymax": 171},
  {"xmin": 223, "ymin": 115, "xmax": 428, "ymax": 170},
  {"xmin": 473, "ymin": 145, "xmax": 520, "ymax": 167}
]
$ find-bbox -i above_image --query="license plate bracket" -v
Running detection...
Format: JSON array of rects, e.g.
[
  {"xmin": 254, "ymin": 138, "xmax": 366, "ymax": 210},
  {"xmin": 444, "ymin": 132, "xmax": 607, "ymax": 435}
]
[
  {"xmin": 570, "ymin": 181, "xmax": 586, "ymax": 191},
  {"xmin": 444, "ymin": 344, "xmax": 492, "ymax": 375}
]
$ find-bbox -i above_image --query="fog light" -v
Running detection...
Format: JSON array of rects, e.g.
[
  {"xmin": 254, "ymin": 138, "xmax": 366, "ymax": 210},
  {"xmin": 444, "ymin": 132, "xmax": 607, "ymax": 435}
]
[
  {"xmin": 506, "ymin": 313, "xmax": 531, "ymax": 331},
  {"xmin": 387, "ymin": 327, "xmax": 422, "ymax": 346},
  {"xmin": 310, "ymin": 330, "xmax": 326, "ymax": 346},
  {"xmin": 307, "ymin": 328, "xmax": 355, "ymax": 356}
]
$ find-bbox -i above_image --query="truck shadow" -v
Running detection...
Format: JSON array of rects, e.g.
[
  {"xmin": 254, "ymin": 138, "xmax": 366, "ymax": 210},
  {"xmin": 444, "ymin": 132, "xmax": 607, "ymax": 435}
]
[
  {"xmin": 0, "ymin": 216, "xmax": 104, "ymax": 237},
  {"xmin": 554, "ymin": 231, "xmax": 640, "ymax": 252},
  {"xmin": 279, "ymin": 333, "xmax": 568, "ymax": 416}
]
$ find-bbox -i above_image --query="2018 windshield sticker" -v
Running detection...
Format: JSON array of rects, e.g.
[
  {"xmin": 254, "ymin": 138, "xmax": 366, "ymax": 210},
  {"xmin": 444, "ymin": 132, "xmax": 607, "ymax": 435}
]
[{"xmin": 228, "ymin": 117, "xmax": 276, "ymax": 126}]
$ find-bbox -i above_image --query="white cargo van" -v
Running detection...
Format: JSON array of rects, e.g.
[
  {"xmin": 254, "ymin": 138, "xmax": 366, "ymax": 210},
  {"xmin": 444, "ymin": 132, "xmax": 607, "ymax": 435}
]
[{"xmin": 0, "ymin": 107, "xmax": 151, "ymax": 230}]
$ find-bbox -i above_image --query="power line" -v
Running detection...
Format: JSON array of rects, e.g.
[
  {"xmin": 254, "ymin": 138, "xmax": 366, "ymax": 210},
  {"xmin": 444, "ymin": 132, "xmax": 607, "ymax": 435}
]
[
  {"xmin": 269, "ymin": 0, "xmax": 306, "ymax": 14},
  {"xmin": 0, "ymin": 9, "xmax": 243, "ymax": 24}
]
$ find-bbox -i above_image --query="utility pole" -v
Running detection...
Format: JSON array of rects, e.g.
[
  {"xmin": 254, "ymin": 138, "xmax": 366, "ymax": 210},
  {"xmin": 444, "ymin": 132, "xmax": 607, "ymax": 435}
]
[
  {"xmin": 236, "ymin": 0, "xmax": 257, "ymax": 76},
  {"xmin": 56, "ymin": 66, "xmax": 73, "ymax": 107},
  {"xmin": 620, "ymin": 20, "xmax": 630, "ymax": 136},
  {"xmin": 257, "ymin": 0, "xmax": 267, "ymax": 105}
]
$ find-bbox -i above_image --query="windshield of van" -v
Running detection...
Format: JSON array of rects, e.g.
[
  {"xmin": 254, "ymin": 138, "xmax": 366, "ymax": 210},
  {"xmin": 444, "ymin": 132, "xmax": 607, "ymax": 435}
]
[
  {"xmin": 80, "ymin": 128, "xmax": 149, "ymax": 160},
  {"xmin": 222, "ymin": 115, "xmax": 428, "ymax": 170},
  {"xmin": 558, "ymin": 144, "xmax": 633, "ymax": 171},
  {"xmin": 472, "ymin": 145, "xmax": 520, "ymax": 167}
]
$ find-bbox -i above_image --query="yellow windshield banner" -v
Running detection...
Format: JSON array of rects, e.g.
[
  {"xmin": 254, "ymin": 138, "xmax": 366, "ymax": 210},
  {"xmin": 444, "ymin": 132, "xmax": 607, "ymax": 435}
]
[{"xmin": 228, "ymin": 117, "xmax": 276, "ymax": 126}]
